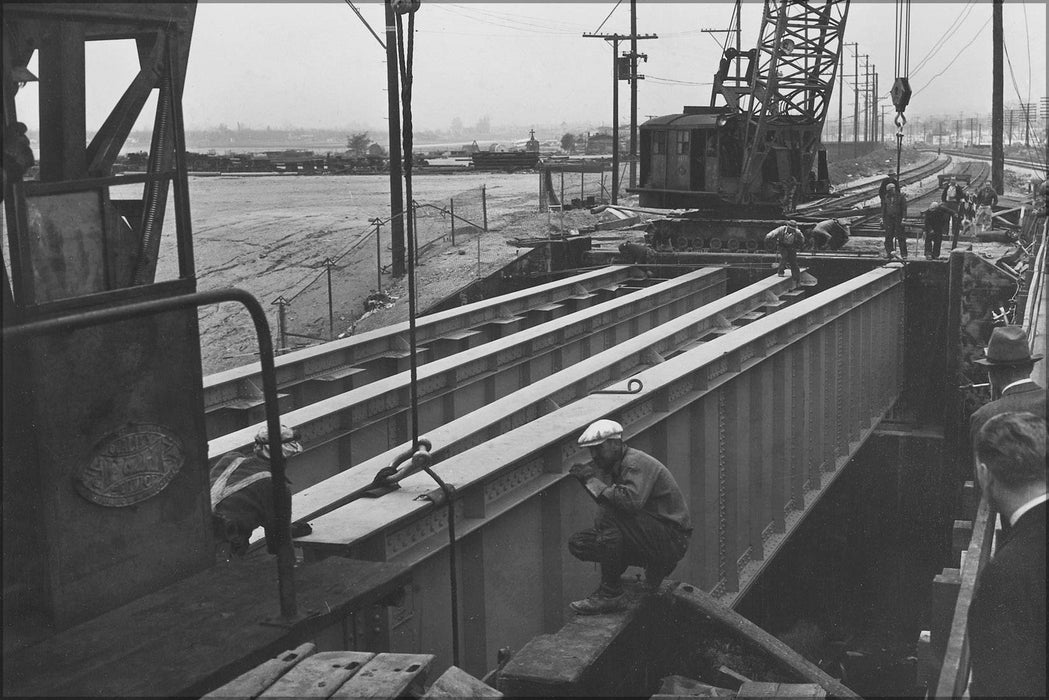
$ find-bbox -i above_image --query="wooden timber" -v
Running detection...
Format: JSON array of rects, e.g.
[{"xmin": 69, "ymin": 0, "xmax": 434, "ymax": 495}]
[{"xmin": 2, "ymin": 557, "xmax": 409, "ymax": 698}]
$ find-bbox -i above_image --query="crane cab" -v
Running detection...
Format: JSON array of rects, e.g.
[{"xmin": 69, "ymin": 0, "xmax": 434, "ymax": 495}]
[{"xmin": 635, "ymin": 106, "xmax": 831, "ymax": 214}]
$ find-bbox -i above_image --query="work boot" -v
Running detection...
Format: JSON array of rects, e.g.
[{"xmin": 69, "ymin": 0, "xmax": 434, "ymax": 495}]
[
  {"xmin": 642, "ymin": 567, "xmax": 669, "ymax": 593},
  {"xmin": 570, "ymin": 586, "xmax": 625, "ymax": 615}
]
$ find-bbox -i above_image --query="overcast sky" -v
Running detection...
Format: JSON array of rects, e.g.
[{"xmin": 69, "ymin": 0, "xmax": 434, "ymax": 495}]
[{"xmin": 13, "ymin": 1, "xmax": 1048, "ymax": 136}]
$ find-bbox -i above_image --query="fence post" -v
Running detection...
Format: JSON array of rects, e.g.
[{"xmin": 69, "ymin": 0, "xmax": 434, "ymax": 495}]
[
  {"xmin": 371, "ymin": 217, "xmax": 383, "ymax": 294},
  {"xmin": 412, "ymin": 201, "xmax": 419, "ymax": 267},
  {"xmin": 323, "ymin": 257, "xmax": 335, "ymax": 339},
  {"xmin": 272, "ymin": 296, "xmax": 289, "ymax": 354},
  {"xmin": 481, "ymin": 184, "xmax": 488, "ymax": 232},
  {"xmin": 477, "ymin": 223, "xmax": 481, "ymax": 279},
  {"xmin": 450, "ymin": 197, "xmax": 456, "ymax": 246}
]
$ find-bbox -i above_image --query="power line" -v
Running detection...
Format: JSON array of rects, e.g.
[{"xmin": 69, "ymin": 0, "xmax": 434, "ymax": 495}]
[
  {"xmin": 911, "ymin": 16, "xmax": 991, "ymax": 98},
  {"xmin": 593, "ymin": 1, "xmax": 622, "ymax": 35},
  {"xmin": 908, "ymin": 1, "xmax": 976, "ymax": 78}
]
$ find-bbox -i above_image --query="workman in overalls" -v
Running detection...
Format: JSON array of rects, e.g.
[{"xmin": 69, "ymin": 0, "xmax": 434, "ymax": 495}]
[
  {"xmin": 211, "ymin": 424, "xmax": 306, "ymax": 558},
  {"xmin": 941, "ymin": 179, "xmax": 967, "ymax": 248},
  {"xmin": 974, "ymin": 182, "xmax": 998, "ymax": 232},
  {"xmin": 881, "ymin": 182, "xmax": 908, "ymax": 258},
  {"xmin": 765, "ymin": 220, "xmax": 804, "ymax": 284},
  {"xmin": 566, "ymin": 419, "xmax": 692, "ymax": 614},
  {"xmin": 922, "ymin": 202, "xmax": 951, "ymax": 259}
]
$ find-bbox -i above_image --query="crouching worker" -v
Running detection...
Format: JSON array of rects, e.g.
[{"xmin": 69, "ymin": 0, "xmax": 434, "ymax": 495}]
[
  {"xmin": 765, "ymin": 221, "xmax": 804, "ymax": 286},
  {"xmin": 211, "ymin": 424, "xmax": 309, "ymax": 558},
  {"xmin": 810, "ymin": 219, "xmax": 849, "ymax": 251},
  {"xmin": 566, "ymin": 419, "xmax": 692, "ymax": 614}
]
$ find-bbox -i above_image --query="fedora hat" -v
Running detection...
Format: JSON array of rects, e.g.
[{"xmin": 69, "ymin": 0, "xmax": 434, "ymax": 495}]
[{"xmin": 974, "ymin": 325, "xmax": 1042, "ymax": 366}]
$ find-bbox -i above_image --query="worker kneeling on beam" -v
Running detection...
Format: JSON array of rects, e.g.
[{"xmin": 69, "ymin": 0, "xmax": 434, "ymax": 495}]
[
  {"xmin": 211, "ymin": 424, "xmax": 308, "ymax": 559},
  {"xmin": 566, "ymin": 419, "xmax": 692, "ymax": 615}
]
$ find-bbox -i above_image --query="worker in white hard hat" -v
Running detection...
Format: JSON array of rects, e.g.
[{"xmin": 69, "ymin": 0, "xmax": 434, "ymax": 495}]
[{"xmin": 566, "ymin": 418, "xmax": 692, "ymax": 615}]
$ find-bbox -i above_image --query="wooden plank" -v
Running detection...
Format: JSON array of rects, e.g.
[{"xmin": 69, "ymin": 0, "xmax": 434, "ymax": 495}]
[
  {"xmin": 656, "ymin": 674, "xmax": 735, "ymax": 697},
  {"xmin": 738, "ymin": 681, "xmax": 827, "ymax": 697},
  {"xmin": 330, "ymin": 653, "xmax": 434, "ymax": 699},
  {"xmin": 668, "ymin": 584, "xmax": 860, "ymax": 699},
  {"xmin": 3, "ymin": 557, "xmax": 410, "ymax": 698},
  {"xmin": 202, "ymin": 643, "xmax": 315, "ymax": 699},
  {"xmin": 421, "ymin": 665, "xmax": 503, "ymax": 698},
  {"xmin": 259, "ymin": 651, "xmax": 375, "ymax": 698},
  {"xmin": 935, "ymin": 497, "xmax": 997, "ymax": 698}
]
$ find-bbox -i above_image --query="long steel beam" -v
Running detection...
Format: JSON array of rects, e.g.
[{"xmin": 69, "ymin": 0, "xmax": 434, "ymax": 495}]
[
  {"xmin": 297, "ymin": 265, "xmax": 904, "ymax": 676},
  {"xmin": 202, "ymin": 265, "xmax": 646, "ymax": 437},
  {"xmin": 209, "ymin": 268, "xmax": 728, "ymax": 492},
  {"xmin": 289, "ymin": 271, "xmax": 804, "ymax": 526}
]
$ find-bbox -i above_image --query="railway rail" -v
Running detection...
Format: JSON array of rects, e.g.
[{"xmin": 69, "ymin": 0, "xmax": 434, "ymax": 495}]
[{"xmin": 932, "ymin": 148, "xmax": 1047, "ymax": 173}]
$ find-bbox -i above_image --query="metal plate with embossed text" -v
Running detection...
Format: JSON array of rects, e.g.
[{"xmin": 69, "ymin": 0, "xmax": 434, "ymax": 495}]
[{"xmin": 74, "ymin": 423, "xmax": 186, "ymax": 507}]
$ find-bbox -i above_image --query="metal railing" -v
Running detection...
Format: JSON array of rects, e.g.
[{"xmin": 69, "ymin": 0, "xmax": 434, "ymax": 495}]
[{"xmin": 2, "ymin": 288, "xmax": 298, "ymax": 618}]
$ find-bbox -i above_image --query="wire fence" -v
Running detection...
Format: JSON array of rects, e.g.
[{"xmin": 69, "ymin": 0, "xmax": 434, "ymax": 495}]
[{"xmin": 275, "ymin": 185, "xmax": 491, "ymax": 351}]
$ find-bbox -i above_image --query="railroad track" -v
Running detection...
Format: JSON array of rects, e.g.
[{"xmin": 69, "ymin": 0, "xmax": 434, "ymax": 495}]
[
  {"xmin": 932, "ymin": 148, "xmax": 1046, "ymax": 173},
  {"xmin": 848, "ymin": 161, "xmax": 991, "ymax": 236},
  {"xmin": 798, "ymin": 154, "xmax": 952, "ymax": 217}
]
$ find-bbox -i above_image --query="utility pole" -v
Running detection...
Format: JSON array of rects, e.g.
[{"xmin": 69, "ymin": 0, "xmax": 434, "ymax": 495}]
[
  {"xmin": 629, "ymin": 0, "xmax": 638, "ymax": 189},
  {"xmin": 872, "ymin": 70, "xmax": 878, "ymax": 143},
  {"xmin": 838, "ymin": 44, "xmax": 844, "ymax": 142},
  {"xmin": 842, "ymin": 42, "xmax": 857, "ymax": 143},
  {"xmin": 384, "ymin": 0, "xmax": 405, "ymax": 276},
  {"xmin": 584, "ymin": 30, "xmax": 656, "ymax": 203},
  {"xmin": 854, "ymin": 48, "xmax": 860, "ymax": 142},
  {"xmin": 863, "ymin": 56, "xmax": 870, "ymax": 142},
  {"xmin": 991, "ymin": 0, "xmax": 1003, "ymax": 192}
]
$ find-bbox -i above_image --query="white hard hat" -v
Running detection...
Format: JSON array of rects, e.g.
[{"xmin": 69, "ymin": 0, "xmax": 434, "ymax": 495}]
[{"xmin": 578, "ymin": 419, "xmax": 623, "ymax": 447}]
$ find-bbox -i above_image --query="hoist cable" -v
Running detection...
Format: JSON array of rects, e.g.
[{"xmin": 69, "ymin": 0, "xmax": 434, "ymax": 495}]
[{"xmin": 395, "ymin": 7, "xmax": 461, "ymax": 671}]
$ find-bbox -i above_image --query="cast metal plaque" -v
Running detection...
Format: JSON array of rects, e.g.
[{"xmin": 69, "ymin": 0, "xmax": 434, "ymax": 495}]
[{"xmin": 75, "ymin": 423, "xmax": 185, "ymax": 507}]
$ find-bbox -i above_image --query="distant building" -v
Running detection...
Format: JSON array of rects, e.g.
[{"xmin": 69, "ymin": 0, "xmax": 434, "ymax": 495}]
[{"xmin": 585, "ymin": 132, "xmax": 621, "ymax": 156}]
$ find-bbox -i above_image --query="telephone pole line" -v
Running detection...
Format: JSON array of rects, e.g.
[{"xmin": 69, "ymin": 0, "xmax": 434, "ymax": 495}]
[
  {"xmin": 584, "ymin": 30, "xmax": 657, "ymax": 203},
  {"xmin": 384, "ymin": 0, "xmax": 405, "ymax": 276},
  {"xmin": 991, "ymin": 0, "xmax": 1003, "ymax": 192}
]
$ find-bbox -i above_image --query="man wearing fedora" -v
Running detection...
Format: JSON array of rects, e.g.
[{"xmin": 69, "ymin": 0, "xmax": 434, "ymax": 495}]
[{"xmin": 968, "ymin": 325, "xmax": 1046, "ymax": 447}]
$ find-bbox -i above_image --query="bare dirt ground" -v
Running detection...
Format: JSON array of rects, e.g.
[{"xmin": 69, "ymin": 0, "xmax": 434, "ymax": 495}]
[
  {"xmin": 152, "ymin": 145, "xmax": 1003, "ymax": 376},
  {"xmin": 145, "ymin": 171, "xmax": 590, "ymax": 374}
]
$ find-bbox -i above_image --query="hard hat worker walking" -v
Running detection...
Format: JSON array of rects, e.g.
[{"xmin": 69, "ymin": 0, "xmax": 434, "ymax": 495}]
[
  {"xmin": 765, "ymin": 221, "xmax": 804, "ymax": 287},
  {"xmin": 566, "ymin": 419, "xmax": 692, "ymax": 614}
]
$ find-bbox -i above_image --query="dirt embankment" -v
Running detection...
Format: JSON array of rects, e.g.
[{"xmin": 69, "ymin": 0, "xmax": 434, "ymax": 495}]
[{"xmin": 188, "ymin": 146, "xmax": 944, "ymax": 375}]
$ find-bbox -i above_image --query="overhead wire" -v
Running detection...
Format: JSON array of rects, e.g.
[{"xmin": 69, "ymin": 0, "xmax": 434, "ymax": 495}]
[
  {"xmin": 910, "ymin": 16, "xmax": 991, "ymax": 98},
  {"xmin": 593, "ymin": 1, "xmax": 622, "ymax": 35},
  {"xmin": 1003, "ymin": 39, "xmax": 1047, "ymax": 171},
  {"xmin": 907, "ymin": 1, "xmax": 976, "ymax": 78}
]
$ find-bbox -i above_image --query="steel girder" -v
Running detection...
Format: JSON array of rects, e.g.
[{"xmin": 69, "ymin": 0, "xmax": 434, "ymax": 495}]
[{"xmin": 296, "ymin": 266, "xmax": 904, "ymax": 674}]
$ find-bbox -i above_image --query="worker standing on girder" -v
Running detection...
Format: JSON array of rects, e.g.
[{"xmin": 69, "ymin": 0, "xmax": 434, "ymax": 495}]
[
  {"xmin": 765, "ymin": 221, "xmax": 804, "ymax": 285},
  {"xmin": 880, "ymin": 182, "xmax": 908, "ymax": 258},
  {"xmin": 566, "ymin": 419, "xmax": 692, "ymax": 615},
  {"xmin": 974, "ymin": 182, "xmax": 999, "ymax": 232},
  {"xmin": 941, "ymin": 178, "xmax": 967, "ymax": 249},
  {"xmin": 922, "ymin": 202, "xmax": 951, "ymax": 260}
]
